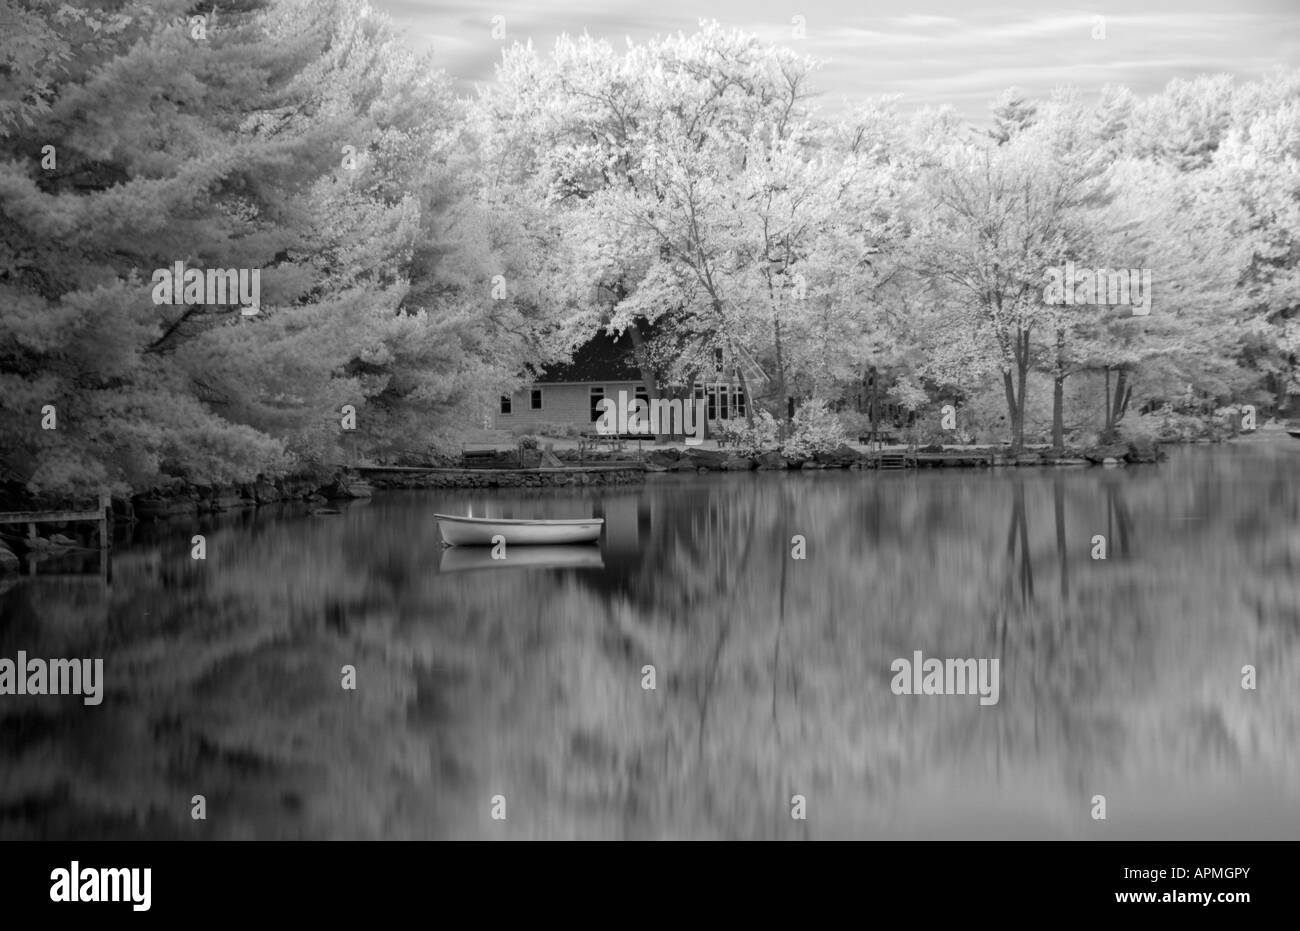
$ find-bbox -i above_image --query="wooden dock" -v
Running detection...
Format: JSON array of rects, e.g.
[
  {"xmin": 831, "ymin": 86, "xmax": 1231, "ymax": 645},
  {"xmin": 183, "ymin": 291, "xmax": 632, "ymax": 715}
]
[
  {"xmin": 0, "ymin": 493, "xmax": 112, "ymax": 581},
  {"xmin": 872, "ymin": 449, "xmax": 916, "ymax": 470},
  {"xmin": 861, "ymin": 447, "xmax": 998, "ymax": 469},
  {"xmin": 0, "ymin": 493, "xmax": 111, "ymax": 543}
]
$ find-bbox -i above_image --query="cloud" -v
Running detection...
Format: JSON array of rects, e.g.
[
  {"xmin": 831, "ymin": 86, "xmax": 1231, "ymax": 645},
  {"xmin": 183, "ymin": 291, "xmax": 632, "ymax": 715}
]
[{"xmin": 367, "ymin": 0, "xmax": 1299, "ymax": 123}]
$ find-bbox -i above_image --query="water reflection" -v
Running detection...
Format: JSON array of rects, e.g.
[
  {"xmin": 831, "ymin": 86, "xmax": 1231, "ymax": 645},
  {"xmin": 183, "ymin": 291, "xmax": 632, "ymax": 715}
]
[{"xmin": 1, "ymin": 442, "xmax": 1298, "ymax": 839}]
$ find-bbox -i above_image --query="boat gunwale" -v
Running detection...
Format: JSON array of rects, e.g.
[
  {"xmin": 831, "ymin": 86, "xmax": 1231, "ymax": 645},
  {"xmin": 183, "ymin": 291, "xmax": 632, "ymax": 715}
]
[{"xmin": 435, "ymin": 513, "xmax": 604, "ymax": 527}]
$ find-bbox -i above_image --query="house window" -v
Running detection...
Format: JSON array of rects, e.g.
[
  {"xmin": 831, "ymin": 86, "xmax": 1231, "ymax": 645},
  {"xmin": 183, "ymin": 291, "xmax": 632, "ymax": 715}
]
[
  {"xmin": 736, "ymin": 388, "xmax": 746, "ymax": 417},
  {"xmin": 719, "ymin": 385, "xmax": 729, "ymax": 420},
  {"xmin": 707, "ymin": 386, "xmax": 717, "ymax": 421},
  {"xmin": 713, "ymin": 348, "xmax": 724, "ymax": 372},
  {"xmin": 500, "ymin": 395, "xmax": 512, "ymax": 414},
  {"xmin": 530, "ymin": 388, "xmax": 543, "ymax": 410},
  {"xmin": 590, "ymin": 387, "xmax": 605, "ymax": 423}
]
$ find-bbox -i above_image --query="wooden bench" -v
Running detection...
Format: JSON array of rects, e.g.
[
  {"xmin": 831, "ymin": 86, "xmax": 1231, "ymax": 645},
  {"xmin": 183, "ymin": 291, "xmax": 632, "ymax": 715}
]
[
  {"xmin": 578, "ymin": 433, "xmax": 626, "ymax": 455},
  {"xmin": 460, "ymin": 447, "xmax": 498, "ymax": 466}
]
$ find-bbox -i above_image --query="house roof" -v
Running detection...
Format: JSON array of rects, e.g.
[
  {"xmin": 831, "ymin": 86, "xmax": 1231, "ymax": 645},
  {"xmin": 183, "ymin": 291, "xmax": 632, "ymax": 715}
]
[{"xmin": 537, "ymin": 330, "xmax": 644, "ymax": 383}]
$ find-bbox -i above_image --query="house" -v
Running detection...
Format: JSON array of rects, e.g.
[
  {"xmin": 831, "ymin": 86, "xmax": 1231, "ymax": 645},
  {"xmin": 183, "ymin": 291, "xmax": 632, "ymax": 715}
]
[{"xmin": 494, "ymin": 331, "xmax": 757, "ymax": 435}]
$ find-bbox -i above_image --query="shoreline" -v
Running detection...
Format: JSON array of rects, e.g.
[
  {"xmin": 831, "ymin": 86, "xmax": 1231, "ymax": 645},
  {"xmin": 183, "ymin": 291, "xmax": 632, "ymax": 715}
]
[{"xmin": 0, "ymin": 434, "xmax": 1255, "ymax": 540}]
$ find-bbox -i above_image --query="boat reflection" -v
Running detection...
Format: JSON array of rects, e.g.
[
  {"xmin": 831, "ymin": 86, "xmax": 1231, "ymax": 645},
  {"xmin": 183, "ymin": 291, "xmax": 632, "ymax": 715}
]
[{"xmin": 437, "ymin": 543, "xmax": 605, "ymax": 574}]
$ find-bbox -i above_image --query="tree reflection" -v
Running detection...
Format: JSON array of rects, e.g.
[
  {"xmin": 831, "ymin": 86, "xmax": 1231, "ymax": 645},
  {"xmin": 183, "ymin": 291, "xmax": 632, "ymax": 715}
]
[{"xmin": 1, "ymin": 447, "xmax": 1298, "ymax": 839}]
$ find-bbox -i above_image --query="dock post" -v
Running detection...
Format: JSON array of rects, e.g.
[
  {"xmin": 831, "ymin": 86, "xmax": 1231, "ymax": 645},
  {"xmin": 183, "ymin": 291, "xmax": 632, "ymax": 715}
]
[{"xmin": 98, "ymin": 492, "xmax": 111, "ymax": 549}]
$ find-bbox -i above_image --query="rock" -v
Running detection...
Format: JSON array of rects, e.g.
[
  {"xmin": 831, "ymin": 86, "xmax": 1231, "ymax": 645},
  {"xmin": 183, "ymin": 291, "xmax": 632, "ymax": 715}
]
[
  {"xmin": 815, "ymin": 444, "xmax": 863, "ymax": 468},
  {"xmin": 1126, "ymin": 439, "xmax": 1162, "ymax": 463},
  {"xmin": 48, "ymin": 533, "xmax": 77, "ymax": 546},
  {"xmin": 1014, "ymin": 455, "xmax": 1041, "ymax": 466},
  {"xmin": 1053, "ymin": 458, "xmax": 1089, "ymax": 466},
  {"xmin": 279, "ymin": 478, "xmax": 317, "ymax": 499},
  {"xmin": 212, "ymin": 485, "xmax": 246, "ymax": 510},
  {"xmin": 253, "ymin": 482, "xmax": 280, "ymax": 504},
  {"xmin": 0, "ymin": 541, "xmax": 19, "ymax": 573},
  {"xmin": 323, "ymin": 477, "xmax": 373, "ymax": 499},
  {"xmin": 111, "ymin": 496, "xmax": 135, "ymax": 522},
  {"xmin": 1082, "ymin": 443, "xmax": 1129, "ymax": 464},
  {"xmin": 800, "ymin": 461, "xmax": 824, "ymax": 470},
  {"xmin": 755, "ymin": 451, "xmax": 788, "ymax": 470},
  {"xmin": 646, "ymin": 449, "xmax": 680, "ymax": 468},
  {"xmin": 721, "ymin": 457, "xmax": 754, "ymax": 471},
  {"xmin": 133, "ymin": 496, "xmax": 197, "ymax": 519},
  {"xmin": 682, "ymin": 448, "xmax": 728, "ymax": 471},
  {"xmin": 1102, "ymin": 457, "xmax": 1122, "ymax": 466},
  {"xmin": 644, "ymin": 461, "xmax": 669, "ymax": 473}
]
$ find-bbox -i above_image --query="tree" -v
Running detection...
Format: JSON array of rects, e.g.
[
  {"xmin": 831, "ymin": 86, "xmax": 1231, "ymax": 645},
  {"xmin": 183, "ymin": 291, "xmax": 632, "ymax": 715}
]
[
  {"xmin": 912, "ymin": 115, "xmax": 1099, "ymax": 451},
  {"xmin": 0, "ymin": 0, "xmax": 551, "ymax": 495}
]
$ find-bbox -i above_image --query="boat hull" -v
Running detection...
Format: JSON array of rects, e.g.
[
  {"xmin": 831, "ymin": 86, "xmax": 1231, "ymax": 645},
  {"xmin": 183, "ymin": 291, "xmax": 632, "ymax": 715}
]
[{"xmin": 435, "ymin": 514, "xmax": 603, "ymax": 546}]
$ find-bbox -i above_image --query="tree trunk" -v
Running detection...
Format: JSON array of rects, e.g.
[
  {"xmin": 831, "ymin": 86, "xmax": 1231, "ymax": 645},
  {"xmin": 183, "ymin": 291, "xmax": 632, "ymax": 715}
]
[
  {"xmin": 1101, "ymin": 366, "xmax": 1129, "ymax": 443},
  {"xmin": 1052, "ymin": 375, "xmax": 1065, "ymax": 451},
  {"xmin": 736, "ymin": 363, "xmax": 755, "ymax": 428},
  {"xmin": 1015, "ymin": 330, "xmax": 1029, "ymax": 451},
  {"xmin": 772, "ymin": 315, "xmax": 787, "ymax": 424},
  {"xmin": 1111, "ymin": 367, "xmax": 1129, "ymax": 432},
  {"xmin": 1003, "ymin": 369, "xmax": 1020, "ymax": 452},
  {"xmin": 865, "ymin": 366, "xmax": 879, "ymax": 444},
  {"xmin": 1051, "ymin": 328, "xmax": 1066, "ymax": 452},
  {"xmin": 1102, "ymin": 367, "xmax": 1114, "ymax": 443},
  {"xmin": 624, "ymin": 321, "xmax": 671, "ymax": 442}
]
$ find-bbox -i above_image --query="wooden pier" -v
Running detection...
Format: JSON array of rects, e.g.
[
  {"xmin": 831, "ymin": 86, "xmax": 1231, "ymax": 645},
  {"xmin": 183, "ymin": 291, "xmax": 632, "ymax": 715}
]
[
  {"xmin": 0, "ymin": 493, "xmax": 112, "ymax": 580},
  {"xmin": 872, "ymin": 449, "xmax": 917, "ymax": 470},
  {"xmin": 861, "ymin": 447, "xmax": 998, "ymax": 469}
]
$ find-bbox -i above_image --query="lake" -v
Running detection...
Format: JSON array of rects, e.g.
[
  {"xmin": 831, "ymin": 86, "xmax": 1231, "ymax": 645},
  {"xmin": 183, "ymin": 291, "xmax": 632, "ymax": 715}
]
[{"xmin": 2, "ymin": 439, "xmax": 1298, "ymax": 840}]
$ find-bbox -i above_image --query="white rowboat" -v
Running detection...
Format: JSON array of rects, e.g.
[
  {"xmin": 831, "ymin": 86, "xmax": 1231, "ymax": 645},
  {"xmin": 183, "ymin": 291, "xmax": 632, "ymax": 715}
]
[{"xmin": 435, "ymin": 513, "xmax": 603, "ymax": 546}]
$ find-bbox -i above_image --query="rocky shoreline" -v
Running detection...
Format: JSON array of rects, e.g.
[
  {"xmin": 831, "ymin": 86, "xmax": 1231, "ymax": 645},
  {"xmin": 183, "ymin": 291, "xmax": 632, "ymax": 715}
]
[
  {"xmin": 124, "ymin": 473, "xmax": 374, "ymax": 521},
  {"xmin": 363, "ymin": 466, "xmax": 647, "ymax": 490},
  {"xmin": 638, "ymin": 439, "xmax": 1165, "ymax": 472},
  {"xmin": 0, "ymin": 440, "xmax": 1165, "ymax": 537}
]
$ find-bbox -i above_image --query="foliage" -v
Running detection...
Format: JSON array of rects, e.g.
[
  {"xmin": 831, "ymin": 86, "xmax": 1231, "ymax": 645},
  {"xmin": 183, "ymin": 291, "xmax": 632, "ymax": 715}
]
[
  {"xmin": 717, "ymin": 411, "xmax": 781, "ymax": 457},
  {"xmin": 0, "ymin": 0, "xmax": 559, "ymax": 496},
  {"xmin": 780, "ymin": 400, "xmax": 849, "ymax": 459}
]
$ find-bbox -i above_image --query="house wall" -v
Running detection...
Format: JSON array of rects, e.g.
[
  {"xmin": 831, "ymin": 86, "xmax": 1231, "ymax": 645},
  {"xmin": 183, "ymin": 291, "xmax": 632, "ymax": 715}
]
[
  {"xmin": 494, "ymin": 382, "xmax": 646, "ymax": 431},
  {"xmin": 493, "ymin": 380, "xmax": 749, "ymax": 434}
]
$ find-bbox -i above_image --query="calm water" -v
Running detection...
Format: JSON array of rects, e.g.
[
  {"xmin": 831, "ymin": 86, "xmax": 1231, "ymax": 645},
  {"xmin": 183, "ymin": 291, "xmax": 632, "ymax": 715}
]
[{"xmin": 2, "ymin": 440, "xmax": 1299, "ymax": 840}]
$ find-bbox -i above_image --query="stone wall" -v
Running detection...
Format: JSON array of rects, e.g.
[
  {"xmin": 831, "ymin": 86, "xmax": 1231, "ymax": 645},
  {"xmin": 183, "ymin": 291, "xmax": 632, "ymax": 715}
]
[{"xmin": 366, "ymin": 467, "xmax": 646, "ymax": 490}]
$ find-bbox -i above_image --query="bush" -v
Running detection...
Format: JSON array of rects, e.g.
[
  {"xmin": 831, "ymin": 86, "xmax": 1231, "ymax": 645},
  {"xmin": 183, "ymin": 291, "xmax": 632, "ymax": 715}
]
[
  {"xmin": 511, "ymin": 422, "xmax": 581, "ymax": 438},
  {"xmin": 1127, "ymin": 405, "xmax": 1219, "ymax": 443},
  {"xmin": 781, "ymin": 400, "xmax": 848, "ymax": 459},
  {"xmin": 518, "ymin": 435, "xmax": 539, "ymax": 450},
  {"xmin": 836, "ymin": 410, "xmax": 873, "ymax": 439},
  {"xmin": 717, "ymin": 411, "xmax": 780, "ymax": 456}
]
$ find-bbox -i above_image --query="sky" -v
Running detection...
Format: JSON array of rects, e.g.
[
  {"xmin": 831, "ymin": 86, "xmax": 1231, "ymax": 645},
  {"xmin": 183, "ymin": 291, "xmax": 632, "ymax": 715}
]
[{"xmin": 369, "ymin": 0, "xmax": 1299, "ymax": 125}]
